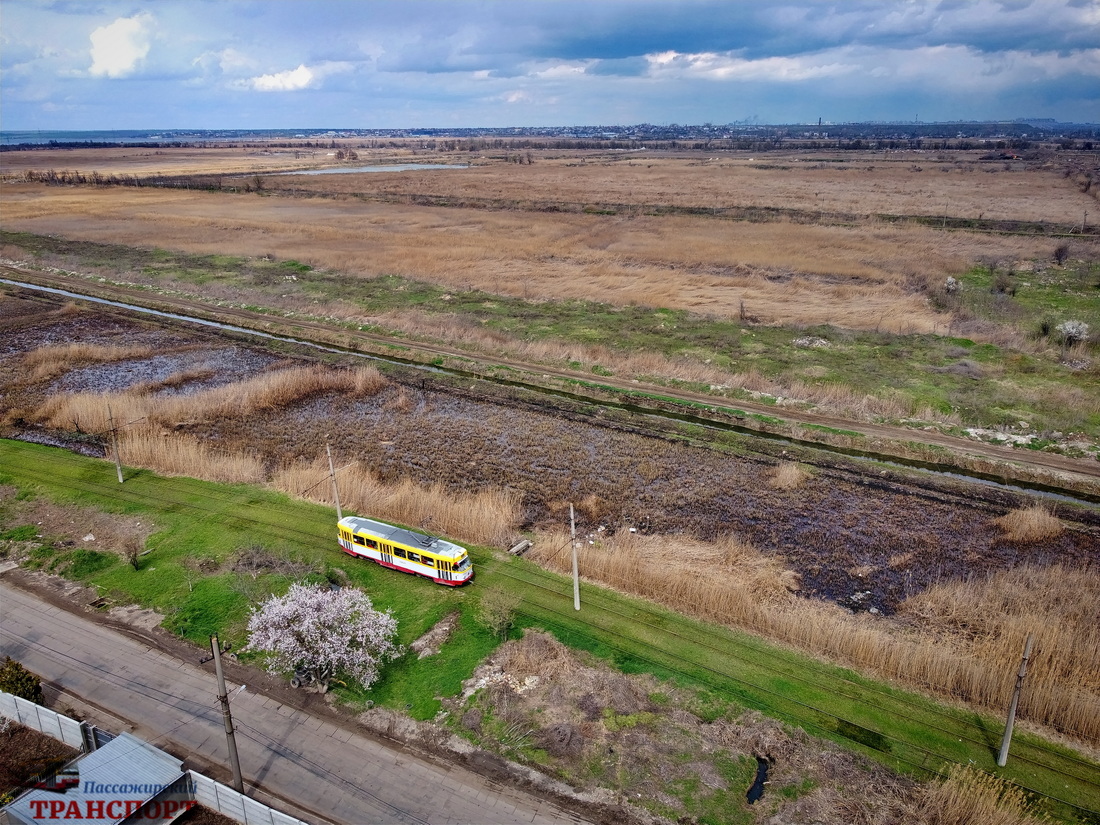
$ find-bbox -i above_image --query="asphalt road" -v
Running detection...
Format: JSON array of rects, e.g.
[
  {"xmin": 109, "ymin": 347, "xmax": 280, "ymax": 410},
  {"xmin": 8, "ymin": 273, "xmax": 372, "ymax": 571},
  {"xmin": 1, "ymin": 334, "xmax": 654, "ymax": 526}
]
[{"xmin": 0, "ymin": 579, "xmax": 589, "ymax": 825}]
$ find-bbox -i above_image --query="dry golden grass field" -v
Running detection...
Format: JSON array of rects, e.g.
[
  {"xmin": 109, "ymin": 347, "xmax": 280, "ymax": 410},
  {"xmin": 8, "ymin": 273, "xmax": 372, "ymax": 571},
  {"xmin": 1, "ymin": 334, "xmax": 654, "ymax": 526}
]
[{"xmin": 2, "ymin": 144, "xmax": 1095, "ymax": 337}]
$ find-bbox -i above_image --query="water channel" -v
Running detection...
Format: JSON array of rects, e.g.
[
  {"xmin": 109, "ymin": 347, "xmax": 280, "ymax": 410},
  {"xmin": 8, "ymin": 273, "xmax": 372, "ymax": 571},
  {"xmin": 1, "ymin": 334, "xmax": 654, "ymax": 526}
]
[{"xmin": 4, "ymin": 276, "xmax": 1097, "ymax": 510}]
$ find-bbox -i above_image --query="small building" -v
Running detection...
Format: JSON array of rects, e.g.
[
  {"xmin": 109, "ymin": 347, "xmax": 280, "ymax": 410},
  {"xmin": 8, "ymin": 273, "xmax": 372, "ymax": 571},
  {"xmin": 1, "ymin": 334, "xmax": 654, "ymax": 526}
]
[{"xmin": 2, "ymin": 732, "xmax": 194, "ymax": 825}]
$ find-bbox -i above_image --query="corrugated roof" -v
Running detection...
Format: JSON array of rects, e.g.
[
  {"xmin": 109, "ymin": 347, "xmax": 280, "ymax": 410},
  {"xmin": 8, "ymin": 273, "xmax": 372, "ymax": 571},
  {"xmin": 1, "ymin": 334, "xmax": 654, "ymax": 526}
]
[{"xmin": 3, "ymin": 733, "xmax": 186, "ymax": 825}]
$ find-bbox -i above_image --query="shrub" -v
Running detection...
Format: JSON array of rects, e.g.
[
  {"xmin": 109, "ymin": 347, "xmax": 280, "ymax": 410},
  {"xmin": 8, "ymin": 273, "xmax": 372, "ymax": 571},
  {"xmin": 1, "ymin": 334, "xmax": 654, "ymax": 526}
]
[
  {"xmin": 1055, "ymin": 319, "xmax": 1090, "ymax": 345},
  {"xmin": 477, "ymin": 587, "xmax": 522, "ymax": 640},
  {"xmin": 0, "ymin": 657, "xmax": 44, "ymax": 704}
]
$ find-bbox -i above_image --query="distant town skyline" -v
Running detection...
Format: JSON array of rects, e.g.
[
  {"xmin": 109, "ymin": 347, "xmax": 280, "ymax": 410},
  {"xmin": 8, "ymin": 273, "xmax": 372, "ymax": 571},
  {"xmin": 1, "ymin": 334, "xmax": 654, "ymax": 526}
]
[{"xmin": 2, "ymin": 0, "xmax": 1097, "ymax": 131}]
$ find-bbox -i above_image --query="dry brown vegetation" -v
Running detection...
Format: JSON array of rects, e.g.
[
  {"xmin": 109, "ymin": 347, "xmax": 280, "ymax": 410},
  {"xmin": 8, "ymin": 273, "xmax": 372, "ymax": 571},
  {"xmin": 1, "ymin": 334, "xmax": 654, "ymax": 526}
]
[
  {"xmin": 917, "ymin": 764, "xmax": 1052, "ymax": 825},
  {"xmin": 769, "ymin": 461, "xmax": 811, "ymax": 490},
  {"xmin": 1, "ymin": 176, "xmax": 1081, "ymax": 337},
  {"xmin": 270, "ymin": 459, "xmax": 520, "ymax": 548},
  {"xmin": 528, "ymin": 530, "xmax": 1100, "ymax": 744},
  {"xmin": 115, "ymin": 430, "xmax": 266, "ymax": 484},
  {"xmin": 1, "ymin": 144, "xmax": 1093, "ymax": 223},
  {"xmin": 20, "ymin": 343, "xmax": 162, "ymax": 381},
  {"xmin": 28, "ymin": 363, "xmax": 387, "ymax": 433},
  {"xmin": 993, "ymin": 505, "xmax": 1065, "ymax": 542}
]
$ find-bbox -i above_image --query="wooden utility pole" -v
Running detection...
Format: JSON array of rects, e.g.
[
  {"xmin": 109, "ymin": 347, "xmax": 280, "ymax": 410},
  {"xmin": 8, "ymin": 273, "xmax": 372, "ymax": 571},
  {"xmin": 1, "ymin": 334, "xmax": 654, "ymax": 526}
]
[
  {"xmin": 107, "ymin": 404, "xmax": 123, "ymax": 484},
  {"xmin": 569, "ymin": 504, "xmax": 580, "ymax": 611},
  {"xmin": 997, "ymin": 632, "xmax": 1034, "ymax": 767},
  {"xmin": 210, "ymin": 634, "xmax": 244, "ymax": 792},
  {"xmin": 326, "ymin": 444, "xmax": 343, "ymax": 521}
]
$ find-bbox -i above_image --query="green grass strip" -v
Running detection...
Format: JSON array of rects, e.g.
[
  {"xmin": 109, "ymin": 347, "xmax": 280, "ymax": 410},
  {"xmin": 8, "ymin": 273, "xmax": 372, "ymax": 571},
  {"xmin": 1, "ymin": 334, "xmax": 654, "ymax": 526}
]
[{"xmin": 1, "ymin": 439, "xmax": 1096, "ymax": 822}]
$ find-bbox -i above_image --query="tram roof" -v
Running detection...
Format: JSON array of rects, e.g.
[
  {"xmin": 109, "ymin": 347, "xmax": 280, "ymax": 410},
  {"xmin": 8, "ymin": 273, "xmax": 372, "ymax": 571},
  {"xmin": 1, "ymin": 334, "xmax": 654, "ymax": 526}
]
[{"xmin": 340, "ymin": 515, "xmax": 465, "ymax": 559}]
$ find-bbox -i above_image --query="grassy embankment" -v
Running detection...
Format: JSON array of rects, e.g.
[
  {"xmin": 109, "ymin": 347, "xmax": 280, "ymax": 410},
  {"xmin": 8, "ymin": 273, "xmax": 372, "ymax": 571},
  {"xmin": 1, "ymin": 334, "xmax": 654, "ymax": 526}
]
[{"xmin": 0, "ymin": 439, "xmax": 1096, "ymax": 822}]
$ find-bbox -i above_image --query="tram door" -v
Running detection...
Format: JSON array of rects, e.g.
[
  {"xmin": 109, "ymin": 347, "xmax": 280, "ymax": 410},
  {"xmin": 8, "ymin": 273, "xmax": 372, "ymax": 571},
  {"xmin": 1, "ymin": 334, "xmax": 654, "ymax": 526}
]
[
  {"xmin": 436, "ymin": 558, "xmax": 451, "ymax": 582},
  {"xmin": 381, "ymin": 543, "xmax": 394, "ymax": 565}
]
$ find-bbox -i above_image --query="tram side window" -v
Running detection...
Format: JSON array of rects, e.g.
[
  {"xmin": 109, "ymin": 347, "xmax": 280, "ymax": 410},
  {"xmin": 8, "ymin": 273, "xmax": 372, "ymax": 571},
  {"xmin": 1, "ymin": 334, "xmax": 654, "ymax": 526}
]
[
  {"xmin": 365, "ymin": 539, "xmax": 377, "ymax": 549},
  {"xmin": 394, "ymin": 548, "xmax": 407, "ymax": 559},
  {"xmin": 353, "ymin": 535, "xmax": 366, "ymax": 546},
  {"xmin": 407, "ymin": 551, "xmax": 421, "ymax": 564}
]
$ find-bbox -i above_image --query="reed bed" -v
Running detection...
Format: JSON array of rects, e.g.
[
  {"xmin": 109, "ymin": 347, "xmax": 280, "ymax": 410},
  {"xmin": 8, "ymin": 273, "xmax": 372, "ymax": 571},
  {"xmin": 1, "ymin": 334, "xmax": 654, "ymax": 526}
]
[
  {"xmin": 529, "ymin": 530, "xmax": 1100, "ymax": 743},
  {"xmin": 113, "ymin": 430, "xmax": 265, "ymax": 484},
  {"xmin": 31, "ymin": 364, "xmax": 387, "ymax": 432},
  {"xmin": 769, "ymin": 461, "xmax": 811, "ymax": 490},
  {"xmin": 270, "ymin": 459, "xmax": 521, "ymax": 548},
  {"xmin": 993, "ymin": 505, "xmax": 1065, "ymax": 542},
  {"xmin": 917, "ymin": 764, "xmax": 1050, "ymax": 825},
  {"xmin": 21, "ymin": 343, "xmax": 160, "ymax": 381}
]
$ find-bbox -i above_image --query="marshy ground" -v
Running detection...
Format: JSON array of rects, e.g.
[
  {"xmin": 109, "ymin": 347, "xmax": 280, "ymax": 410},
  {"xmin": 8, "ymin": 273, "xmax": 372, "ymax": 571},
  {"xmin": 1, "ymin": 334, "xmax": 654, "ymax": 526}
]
[{"xmin": 3, "ymin": 292, "xmax": 1096, "ymax": 616}]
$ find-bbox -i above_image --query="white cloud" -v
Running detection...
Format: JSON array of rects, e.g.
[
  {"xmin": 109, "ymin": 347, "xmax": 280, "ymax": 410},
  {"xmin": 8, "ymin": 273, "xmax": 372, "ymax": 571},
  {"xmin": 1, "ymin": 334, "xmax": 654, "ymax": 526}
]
[
  {"xmin": 218, "ymin": 48, "xmax": 258, "ymax": 74},
  {"xmin": 250, "ymin": 64, "xmax": 314, "ymax": 91},
  {"xmin": 89, "ymin": 13, "xmax": 153, "ymax": 78},
  {"xmin": 243, "ymin": 61, "xmax": 354, "ymax": 92},
  {"xmin": 646, "ymin": 50, "xmax": 855, "ymax": 82},
  {"xmin": 533, "ymin": 62, "xmax": 590, "ymax": 79}
]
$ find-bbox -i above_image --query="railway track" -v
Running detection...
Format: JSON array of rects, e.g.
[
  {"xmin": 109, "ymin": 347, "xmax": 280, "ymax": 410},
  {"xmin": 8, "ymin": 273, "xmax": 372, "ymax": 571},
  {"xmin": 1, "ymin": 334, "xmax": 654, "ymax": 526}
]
[{"xmin": 2, "ymin": 439, "xmax": 1097, "ymax": 821}]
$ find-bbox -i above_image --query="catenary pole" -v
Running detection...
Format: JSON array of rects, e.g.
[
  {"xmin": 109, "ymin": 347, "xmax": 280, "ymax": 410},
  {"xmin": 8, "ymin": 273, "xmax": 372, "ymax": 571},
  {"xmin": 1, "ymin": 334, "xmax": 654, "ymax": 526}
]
[
  {"xmin": 570, "ymin": 503, "xmax": 580, "ymax": 611},
  {"xmin": 107, "ymin": 404, "xmax": 123, "ymax": 484},
  {"xmin": 327, "ymin": 443, "xmax": 343, "ymax": 521},
  {"xmin": 997, "ymin": 632, "xmax": 1034, "ymax": 767},
  {"xmin": 210, "ymin": 634, "xmax": 245, "ymax": 792}
]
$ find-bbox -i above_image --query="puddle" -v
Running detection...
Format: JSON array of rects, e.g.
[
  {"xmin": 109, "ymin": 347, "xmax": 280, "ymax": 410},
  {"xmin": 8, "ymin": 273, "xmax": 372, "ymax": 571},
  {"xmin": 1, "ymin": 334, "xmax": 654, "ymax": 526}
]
[{"xmin": 747, "ymin": 756, "xmax": 769, "ymax": 804}]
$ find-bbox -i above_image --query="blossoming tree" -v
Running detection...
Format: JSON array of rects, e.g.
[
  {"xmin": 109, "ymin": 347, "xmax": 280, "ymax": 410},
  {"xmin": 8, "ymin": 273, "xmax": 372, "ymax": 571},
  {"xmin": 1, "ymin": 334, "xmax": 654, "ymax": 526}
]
[{"xmin": 243, "ymin": 583, "xmax": 403, "ymax": 693}]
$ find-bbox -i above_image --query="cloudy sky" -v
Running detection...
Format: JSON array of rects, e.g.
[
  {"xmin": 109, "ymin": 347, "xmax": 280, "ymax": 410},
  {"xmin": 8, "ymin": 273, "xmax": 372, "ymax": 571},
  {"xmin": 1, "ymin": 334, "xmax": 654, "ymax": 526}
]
[{"xmin": 2, "ymin": 0, "xmax": 1098, "ymax": 131}]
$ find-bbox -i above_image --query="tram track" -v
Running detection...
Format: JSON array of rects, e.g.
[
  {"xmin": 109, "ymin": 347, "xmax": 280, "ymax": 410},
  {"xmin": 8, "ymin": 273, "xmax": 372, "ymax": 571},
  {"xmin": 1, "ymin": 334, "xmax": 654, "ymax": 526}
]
[{"xmin": 2, "ymin": 440, "xmax": 1097, "ymax": 821}]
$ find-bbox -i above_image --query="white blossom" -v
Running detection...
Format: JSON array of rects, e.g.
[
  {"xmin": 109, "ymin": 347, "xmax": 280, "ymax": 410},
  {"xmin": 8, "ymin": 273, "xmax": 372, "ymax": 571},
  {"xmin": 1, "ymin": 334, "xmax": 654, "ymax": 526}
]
[
  {"xmin": 243, "ymin": 583, "xmax": 403, "ymax": 691},
  {"xmin": 1056, "ymin": 320, "xmax": 1090, "ymax": 344}
]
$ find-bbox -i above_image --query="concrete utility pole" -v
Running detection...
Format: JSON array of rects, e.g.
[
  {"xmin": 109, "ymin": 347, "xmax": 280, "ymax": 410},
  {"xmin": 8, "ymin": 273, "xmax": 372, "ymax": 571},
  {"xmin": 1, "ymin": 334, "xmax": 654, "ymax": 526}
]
[
  {"xmin": 570, "ymin": 504, "xmax": 580, "ymax": 611},
  {"xmin": 107, "ymin": 404, "xmax": 123, "ymax": 484},
  {"xmin": 326, "ymin": 443, "xmax": 343, "ymax": 521},
  {"xmin": 997, "ymin": 632, "xmax": 1034, "ymax": 767},
  {"xmin": 210, "ymin": 634, "xmax": 245, "ymax": 792}
]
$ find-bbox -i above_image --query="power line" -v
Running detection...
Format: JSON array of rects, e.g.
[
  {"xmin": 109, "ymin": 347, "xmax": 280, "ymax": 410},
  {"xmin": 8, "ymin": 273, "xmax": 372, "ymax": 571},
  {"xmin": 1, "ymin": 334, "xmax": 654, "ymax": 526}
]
[{"xmin": 4, "ymin": 460, "xmax": 1098, "ymax": 809}]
